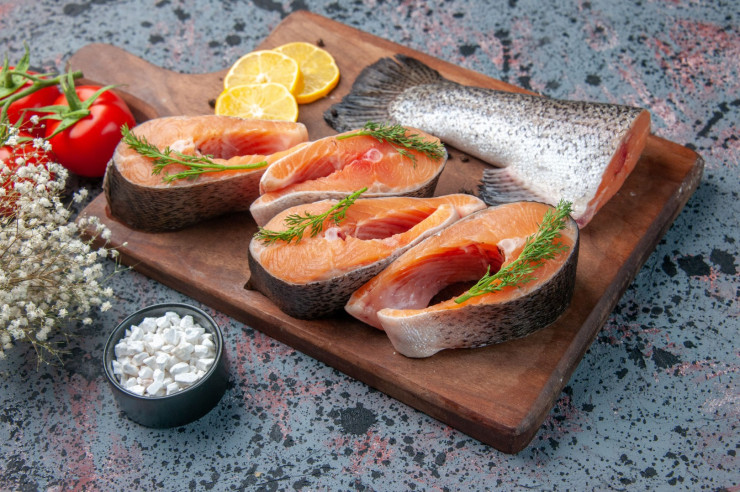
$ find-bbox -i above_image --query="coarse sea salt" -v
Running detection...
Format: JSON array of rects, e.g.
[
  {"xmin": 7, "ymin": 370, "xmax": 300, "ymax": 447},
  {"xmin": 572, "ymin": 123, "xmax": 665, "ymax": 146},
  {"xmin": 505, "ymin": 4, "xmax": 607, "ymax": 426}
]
[{"xmin": 112, "ymin": 312, "xmax": 217, "ymax": 397}]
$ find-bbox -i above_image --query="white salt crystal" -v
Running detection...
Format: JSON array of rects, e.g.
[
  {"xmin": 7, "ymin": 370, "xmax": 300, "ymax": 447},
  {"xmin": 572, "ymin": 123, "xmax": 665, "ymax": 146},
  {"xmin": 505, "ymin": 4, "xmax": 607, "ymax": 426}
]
[
  {"xmin": 132, "ymin": 352, "xmax": 149, "ymax": 365},
  {"xmin": 122, "ymin": 362, "xmax": 139, "ymax": 376},
  {"xmin": 139, "ymin": 317, "xmax": 158, "ymax": 332},
  {"xmin": 173, "ymin": 342, "xmax": 194, "ymax": 360},
  {"xmin": 145, "ymin": 333, "xmax": 164, "ymax": 352},
  {"xmin": 146, "ymin": 380, "xmax": 165, "ymax": 396},
  {"xmin": 142, "ymin": 355, "xmax": 157, "ymax": 369},
  {"xmin": 139, "ymin": 366, "xmax": 154, "ymax": 380},
  {"xmin": 174, "ymin": 372, "xmax": 199, "ymax": 385},
  {"xmin": 111, "ymin": 360, "xmax": 123, "ymax": 375},
  {"xmin": 155, "ymin": 354, "xmax": 169, "ymax": 369},
  {"xmin": 179, "ymin": 315, "xmax": 194, "ymax": 329},
  {"xmin": 164, "ymin": 356, "xmax": 178, "ymax": 371},
  {"xmin": 169, "ymin": 362, "xmax": 190, "ymax": 375},
  {"xmin": 128, "ymin": 340, "xmax": 145, "ymax": 354},
  {"xmin": 192, "ymin": 344, "xmax": 210, "ymax": 359},
  {"xmin": 152, "ymin": 368, "xmax": 165, "ymax": 382},
  {"xmin": 183, "ymin": 327, "xmax": 204, "ymax": 344},
  {"xmin": 166, "ymin": 382, "xmax": 180, "ymax": 395},
  {"xmin": 165, "ymin": 312, "xmax": 181, "ymax": 326},
  {"xmin": 129, "ymin": 385, "xmax": 146, "ymax": 396},
  {"xmin": 114, "ymin": 342, "xmax": 130, "ymax": 358},
  {"xmin": 131, "ymin": 326, "xmax": 145, "ymax": 341},
  {"xmin": 201, "ymin": 338, "xmax": 215, "ymax": 350},
  {"xmin": 162, "ymin": 328, "xmax": 179, "ymax": 346},
  {"xmin": 195, "ymin": 358, "xmax": 214, "ymax": 372}
]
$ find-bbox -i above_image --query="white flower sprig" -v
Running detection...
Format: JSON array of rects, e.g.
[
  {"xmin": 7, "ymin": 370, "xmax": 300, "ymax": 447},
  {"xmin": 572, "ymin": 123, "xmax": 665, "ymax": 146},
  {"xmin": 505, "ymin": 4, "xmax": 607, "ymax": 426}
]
[{"xmin": 1, "ymin": 123, "xmax": 122, "ymax": 365}]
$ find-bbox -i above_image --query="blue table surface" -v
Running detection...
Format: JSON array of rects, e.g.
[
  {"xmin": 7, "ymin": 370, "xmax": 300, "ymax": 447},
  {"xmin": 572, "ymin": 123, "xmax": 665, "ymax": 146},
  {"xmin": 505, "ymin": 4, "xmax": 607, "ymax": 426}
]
[{"xmin": 1, "ymin": 1, "xmax": 737, "ymax": 490}]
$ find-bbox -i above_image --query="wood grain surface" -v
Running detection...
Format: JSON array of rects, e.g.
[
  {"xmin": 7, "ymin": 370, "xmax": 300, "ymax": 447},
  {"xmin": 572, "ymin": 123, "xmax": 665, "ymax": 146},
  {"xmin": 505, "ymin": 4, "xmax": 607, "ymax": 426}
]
[{"xmin": 70, "ymin": 11, "xmax": 704, "ymax": 453}]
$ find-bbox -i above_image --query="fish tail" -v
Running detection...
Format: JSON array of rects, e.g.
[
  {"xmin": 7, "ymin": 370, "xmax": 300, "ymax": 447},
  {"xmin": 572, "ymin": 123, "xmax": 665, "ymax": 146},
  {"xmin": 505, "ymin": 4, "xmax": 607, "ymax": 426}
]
[
  {"xmin": 324, "ymin": 55, "xmax": 444, "ymax": 132},
  {"xmin": 478, "ymin": 167, "xmax": 547, "ymax": 205}
]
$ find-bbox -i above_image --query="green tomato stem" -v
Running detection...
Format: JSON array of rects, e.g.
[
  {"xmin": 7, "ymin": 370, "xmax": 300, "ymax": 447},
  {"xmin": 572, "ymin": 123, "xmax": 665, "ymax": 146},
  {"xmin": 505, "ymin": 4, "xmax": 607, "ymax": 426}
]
[{"xmin": 0, "ymin": 70, "xmax": 84, "ymax": 130}]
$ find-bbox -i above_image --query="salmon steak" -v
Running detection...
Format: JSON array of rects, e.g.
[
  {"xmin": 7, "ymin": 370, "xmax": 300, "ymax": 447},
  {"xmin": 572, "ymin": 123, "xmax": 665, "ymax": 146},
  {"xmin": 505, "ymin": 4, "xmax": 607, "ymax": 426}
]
[
  {"xmin": 249, "ymin": 127, "xmax": 448, "ymax": 227},
  {"xmin": 246, "ymin": 194, "xmax": 486, "ymax": 319},
  {"xmin": 345, "ymin": 201, "xmax": 580, "ymax": 358},
  {"xmin": 104, "ymin": 115, "xmax": 309, "ymax": 231},
  {"xmin": 325, "ymin": 55, "xmax": 651, "ymax": 227}
]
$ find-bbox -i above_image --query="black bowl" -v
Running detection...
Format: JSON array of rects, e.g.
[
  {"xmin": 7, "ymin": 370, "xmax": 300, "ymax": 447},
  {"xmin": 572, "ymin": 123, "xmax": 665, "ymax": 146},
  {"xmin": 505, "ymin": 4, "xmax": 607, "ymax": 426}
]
[{"xmin": 103, "ymin": 303, "xmax": 229, "ymax": 428}]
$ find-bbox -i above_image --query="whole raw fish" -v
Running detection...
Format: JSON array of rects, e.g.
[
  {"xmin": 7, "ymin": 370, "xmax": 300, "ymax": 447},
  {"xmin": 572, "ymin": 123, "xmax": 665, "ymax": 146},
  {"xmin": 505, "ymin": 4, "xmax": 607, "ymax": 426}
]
[{"xmin": 325, "ymin": 55, "xmax": 651, "ymax": 227}]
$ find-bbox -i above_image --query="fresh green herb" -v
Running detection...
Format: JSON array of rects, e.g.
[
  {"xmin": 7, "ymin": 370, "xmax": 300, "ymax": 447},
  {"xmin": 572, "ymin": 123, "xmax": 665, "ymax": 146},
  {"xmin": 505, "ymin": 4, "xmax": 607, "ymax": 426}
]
[
  {"xmin": 255, "ymin": 187, "xmax": 367, "ymax": 245},
  {"xmin": 335, "ymin": 122, "xmax": 446, "ymax": 163},
  {"xmin": 121, "ymin": 124, "xmax": 268, "ymax": 182},
  {"xmin": 454, "ymin": 200, "xmax": 574, "ymax": 304}
]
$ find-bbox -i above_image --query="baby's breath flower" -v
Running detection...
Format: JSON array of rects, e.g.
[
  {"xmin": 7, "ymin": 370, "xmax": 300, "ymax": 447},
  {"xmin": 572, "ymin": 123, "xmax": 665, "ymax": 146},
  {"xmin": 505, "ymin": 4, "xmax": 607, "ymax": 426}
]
[
  {"xmin": 73, "ymin": 188, "xmax": 88, "ymax": 203},
  {"xmin": 0, "ymin": 122, "xmax": 123, "ymax": 365}
]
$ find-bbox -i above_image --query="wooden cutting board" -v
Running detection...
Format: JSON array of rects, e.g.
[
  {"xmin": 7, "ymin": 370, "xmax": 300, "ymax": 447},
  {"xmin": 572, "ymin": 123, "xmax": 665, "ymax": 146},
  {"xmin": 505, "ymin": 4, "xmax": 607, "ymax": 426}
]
[{"xmin": 71, "ymin": 11, "xmax": 703, "ymax": 453}]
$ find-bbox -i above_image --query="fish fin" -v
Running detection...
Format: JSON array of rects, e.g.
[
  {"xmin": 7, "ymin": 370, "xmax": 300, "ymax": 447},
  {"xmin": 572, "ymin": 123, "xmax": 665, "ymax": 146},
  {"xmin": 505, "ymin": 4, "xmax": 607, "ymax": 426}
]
[
  {"xmin": 478, "ymin": 167, "xmax": 546, "ymax": 205},
  {"xmin": 324, "ymin": 55, "xmax": 445, "ymax": 132}
]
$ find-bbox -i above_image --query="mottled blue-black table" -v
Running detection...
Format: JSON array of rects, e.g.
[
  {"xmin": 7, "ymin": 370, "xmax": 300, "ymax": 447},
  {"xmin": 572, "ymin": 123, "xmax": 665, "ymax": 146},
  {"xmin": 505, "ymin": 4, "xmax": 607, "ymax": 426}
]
[{"xmin": 1, "ymin": 1, "xmax": 737, "ymax": 490}]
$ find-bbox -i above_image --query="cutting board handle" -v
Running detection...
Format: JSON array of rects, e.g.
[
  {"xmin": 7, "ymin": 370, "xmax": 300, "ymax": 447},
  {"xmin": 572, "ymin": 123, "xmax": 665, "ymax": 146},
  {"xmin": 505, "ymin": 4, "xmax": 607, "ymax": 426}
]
[{"xmin": 66, "ymin": 43, "xmax": 226, "ymax": 121}]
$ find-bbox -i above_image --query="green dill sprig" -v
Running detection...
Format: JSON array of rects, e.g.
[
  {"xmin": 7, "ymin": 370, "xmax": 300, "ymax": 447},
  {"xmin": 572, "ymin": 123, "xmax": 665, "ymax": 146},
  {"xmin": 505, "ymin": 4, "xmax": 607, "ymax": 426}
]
[
  {"xmin": 255, "ymin": 187, "xmax": 367, "ymax": 245},
  {"xmin": 454, "ymin": 200, "xmax": 574, "ymax": 304},
  {"xmin": 335, "ymin": 122, "xmax": 446, "ymax": 163},
  {"xmin": 121, "ymin": 124, "xmax": 268, "ymax": 183}
]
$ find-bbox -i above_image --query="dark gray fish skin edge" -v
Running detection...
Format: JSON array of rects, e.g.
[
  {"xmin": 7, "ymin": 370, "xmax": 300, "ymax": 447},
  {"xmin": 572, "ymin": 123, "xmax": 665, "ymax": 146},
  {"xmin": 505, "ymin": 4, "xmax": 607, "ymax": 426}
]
[
  {"xmin": 103, "ymin": 157, "xmax": 261, "ymax": 232},
  {"xmin": 246, "ymin": 248, "xmax": 399, "ymax": 320}
]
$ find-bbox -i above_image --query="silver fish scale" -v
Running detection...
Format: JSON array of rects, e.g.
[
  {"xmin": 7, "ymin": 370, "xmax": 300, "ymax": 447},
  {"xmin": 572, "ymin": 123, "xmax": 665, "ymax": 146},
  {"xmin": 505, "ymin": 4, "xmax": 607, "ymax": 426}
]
[{"xmin": 387, "ymin": 82, "xmax": 642, "ymax": 219}]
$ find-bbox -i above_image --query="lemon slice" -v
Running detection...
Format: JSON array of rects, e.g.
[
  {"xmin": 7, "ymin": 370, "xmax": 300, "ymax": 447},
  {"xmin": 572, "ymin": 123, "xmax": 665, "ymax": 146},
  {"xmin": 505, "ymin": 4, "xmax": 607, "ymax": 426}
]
[
  {"xmin": 273, "ymin": 42, "xmax": 340, "ymax": 104},
  {"xmin": 224, "ymin": 50, "xmax": 302, "ymax": 94},
  {"xmin": 215, "ymin": 83, "xmax": 299, "ymax": 122}
]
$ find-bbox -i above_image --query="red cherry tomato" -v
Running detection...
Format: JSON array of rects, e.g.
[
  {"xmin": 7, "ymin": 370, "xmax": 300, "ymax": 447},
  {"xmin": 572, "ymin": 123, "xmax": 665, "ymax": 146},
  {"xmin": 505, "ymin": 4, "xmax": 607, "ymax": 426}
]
[
  {"xmin": 44, "ymin": 86, "xmax": 136, "ymax": 178},
  {"xmin": 1, "ymin": 133, "xmax": 54, "ymax": 215},
  {"xmin": 4, "ymin": 68, "xmax": 61, "ymax": 138}
]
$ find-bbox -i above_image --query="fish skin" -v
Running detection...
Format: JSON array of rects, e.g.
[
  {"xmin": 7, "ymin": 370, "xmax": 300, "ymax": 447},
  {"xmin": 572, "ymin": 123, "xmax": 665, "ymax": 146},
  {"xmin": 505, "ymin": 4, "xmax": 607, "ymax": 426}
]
[
  {"xmin": 344, "ymin": 201, "xmax": 579, "ymax": 358},
  {"xmin": 325, "ymin": 55, "xmax": 651, "ymax": 226},
  {"xmin": 104, "ymin": 115, "xmax": 308, "ymax": 232},
  {"xmin": 247, "ymin": 247, "xmax": 392, "ymax": 320},
  {"xmin": 246, "ymin": 194, "xmax": 486, "ymax": 319}
]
